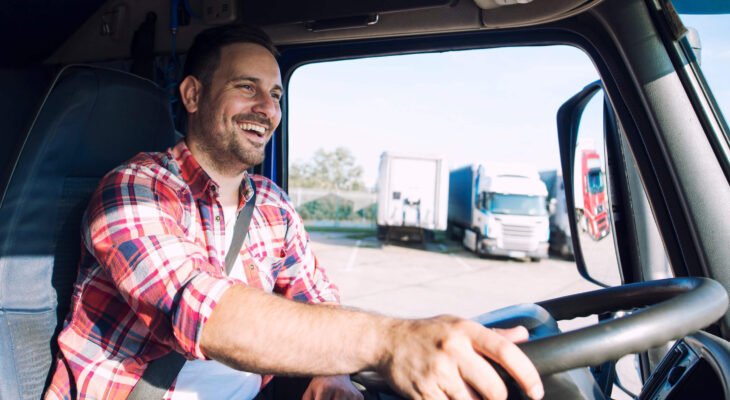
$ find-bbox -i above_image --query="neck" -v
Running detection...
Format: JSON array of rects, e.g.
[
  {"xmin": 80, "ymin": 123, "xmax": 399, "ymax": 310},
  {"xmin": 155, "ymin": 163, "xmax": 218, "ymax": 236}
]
[{"xmin": 185, "ymin": 136, "xmax": 245, "ymax": 208}]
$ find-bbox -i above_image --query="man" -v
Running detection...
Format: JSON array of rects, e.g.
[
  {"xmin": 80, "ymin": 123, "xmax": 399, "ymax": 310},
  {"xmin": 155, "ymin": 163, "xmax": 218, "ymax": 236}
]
[{"xmin": 46, "ymin": 25, "xmax": 544, "ymax": 400}]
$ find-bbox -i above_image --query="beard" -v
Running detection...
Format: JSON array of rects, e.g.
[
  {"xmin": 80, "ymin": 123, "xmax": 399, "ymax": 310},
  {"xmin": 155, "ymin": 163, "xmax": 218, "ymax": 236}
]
[{"xmin": 193, "ymin": 100, "xmax": 270, "ymax": 176}]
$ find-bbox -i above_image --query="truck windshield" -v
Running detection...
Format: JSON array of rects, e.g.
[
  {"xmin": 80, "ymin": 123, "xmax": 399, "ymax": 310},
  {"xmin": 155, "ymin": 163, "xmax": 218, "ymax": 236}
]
[
  {"xmin": 488, "ymin": 193, "xmax": 547, "ymax": 216},
  {"xmin": 587, "ymin": 169, "xmax": 604, "ymax": 194}
]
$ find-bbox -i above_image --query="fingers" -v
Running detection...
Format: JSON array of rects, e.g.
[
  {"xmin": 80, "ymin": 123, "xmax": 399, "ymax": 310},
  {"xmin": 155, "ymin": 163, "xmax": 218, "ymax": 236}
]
[
  {"xmin": 439, "ymin": 380, "xmax": 480, "ymax": 400},
  {"xmin": 383, "ymin": 318, "xmax": 542, "ymax": 400},
  {"xmin": 302, "ymin": 386, "xmax": 315, "ymax": 400},
  {"xmin": 457, "ymin": 350, "xmax": 509, "ymax": 400},
  {"xmin": 304, "ymin": 376, "xmax": 365, "ymax": 400},
  {"xmin": 472, "ymin": 326, "xmax": 543, "ymax": 400},
  {"xmin": 432, "ymin": 356, "xmax": 480, "ymax": 400}
]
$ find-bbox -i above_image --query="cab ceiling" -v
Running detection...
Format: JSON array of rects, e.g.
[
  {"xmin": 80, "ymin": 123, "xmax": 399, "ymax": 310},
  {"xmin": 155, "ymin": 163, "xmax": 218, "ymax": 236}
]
[{"xmin": 1, "ymin": 0, "xmax": 604, "ymax": 66}]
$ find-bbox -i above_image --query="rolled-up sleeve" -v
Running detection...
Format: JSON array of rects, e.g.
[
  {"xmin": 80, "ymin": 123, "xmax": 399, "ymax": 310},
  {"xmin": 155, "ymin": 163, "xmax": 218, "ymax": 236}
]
[
  {"xmin": 84, "ymin": 164, "xmax": 235, "ymax": 360},
  {"xmin": 272, "ymin": 191, "xmax": 340, "ymax": 304}
]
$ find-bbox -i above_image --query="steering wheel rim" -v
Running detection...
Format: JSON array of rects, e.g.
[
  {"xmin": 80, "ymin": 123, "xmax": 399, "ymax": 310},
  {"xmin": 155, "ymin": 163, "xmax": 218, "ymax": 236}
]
[
  {"xmin": 353, "ymin": 277, "xmax": 728, "ymax": 392},
  {"xmin": 524, "ymin": 277, "xmax": 727, "ymax": 375}
]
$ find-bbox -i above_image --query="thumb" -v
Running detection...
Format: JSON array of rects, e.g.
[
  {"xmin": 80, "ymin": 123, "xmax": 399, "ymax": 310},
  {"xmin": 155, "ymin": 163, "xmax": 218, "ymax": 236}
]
[{"xmin": 493, "ymin": 326, "xmax": 530, "ymax": 343}]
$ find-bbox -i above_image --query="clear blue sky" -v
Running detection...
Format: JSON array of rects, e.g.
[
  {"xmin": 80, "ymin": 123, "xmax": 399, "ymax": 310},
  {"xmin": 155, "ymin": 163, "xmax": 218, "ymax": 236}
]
[{"xmin": 288, "ymin": 13, "xmax": 729, "ymax": 189}]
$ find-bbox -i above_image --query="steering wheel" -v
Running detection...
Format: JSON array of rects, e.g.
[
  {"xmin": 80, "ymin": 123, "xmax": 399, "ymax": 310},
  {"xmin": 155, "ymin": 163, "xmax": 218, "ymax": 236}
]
[{"xmin": 353, "ymin": 277, "xmax": 728, "ymax": 392}]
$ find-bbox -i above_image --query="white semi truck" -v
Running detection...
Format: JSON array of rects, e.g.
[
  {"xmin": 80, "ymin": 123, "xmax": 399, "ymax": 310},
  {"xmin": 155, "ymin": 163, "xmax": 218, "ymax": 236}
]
[
  {"xmin": 448, "ymin": 163, "xmax": 549, "ymax": 260},
  {"xmin": 376, "ymin": 152, "xmax": 449, "ymax": 242}
]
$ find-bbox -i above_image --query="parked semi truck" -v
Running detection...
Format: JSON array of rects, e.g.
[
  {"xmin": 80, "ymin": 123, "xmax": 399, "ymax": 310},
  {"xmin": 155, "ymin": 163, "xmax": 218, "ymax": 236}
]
[
  {"xmin": 573, "ymin": 140, "xmax": 610, "ymax": 240},
  {"xmin": 448, "ymin": 164, "xmax": 549, "ymax": 260},
  {"xmin": 376, "ymin": 152, "xmax": 449, "ymax": 242},
  {"xmin": 539, "ymin": 169, "xmax": 574, "ymax": 259}
]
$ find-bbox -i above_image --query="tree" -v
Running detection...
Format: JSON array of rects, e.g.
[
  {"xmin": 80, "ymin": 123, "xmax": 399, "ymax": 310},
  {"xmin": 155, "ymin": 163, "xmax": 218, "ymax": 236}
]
[
  {"xmin": 290, "ymin": 147, "xmax": 366, "ymax": 191},
  {"xmin": 298, "ymin": 193, "xmax": 354, "ymax": 220}
]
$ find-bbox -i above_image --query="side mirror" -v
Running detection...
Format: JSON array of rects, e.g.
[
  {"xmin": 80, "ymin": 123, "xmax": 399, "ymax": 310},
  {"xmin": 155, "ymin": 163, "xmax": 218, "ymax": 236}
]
[{"xmin": 556, "ymin": 80, "xmax": 621, "ymax": 288}]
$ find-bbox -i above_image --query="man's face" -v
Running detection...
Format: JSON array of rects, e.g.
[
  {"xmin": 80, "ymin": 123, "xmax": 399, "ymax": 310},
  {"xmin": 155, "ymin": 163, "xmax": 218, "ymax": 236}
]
[{"xmin": 193, "ymin": 42, "xmax": 283, "ymax": 171}]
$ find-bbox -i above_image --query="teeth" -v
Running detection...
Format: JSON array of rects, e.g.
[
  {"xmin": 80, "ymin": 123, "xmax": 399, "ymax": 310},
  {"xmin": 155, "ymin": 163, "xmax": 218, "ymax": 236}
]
[{"xmin": 238, "ymin": 122, "xmax": 266, "ymax": 134}]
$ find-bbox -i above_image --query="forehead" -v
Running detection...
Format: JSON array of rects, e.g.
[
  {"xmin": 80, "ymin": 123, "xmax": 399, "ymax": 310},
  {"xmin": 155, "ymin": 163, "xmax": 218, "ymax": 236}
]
[{"xmin": 213, "ymin": 42, "xmax": 282, "ymax": 86}]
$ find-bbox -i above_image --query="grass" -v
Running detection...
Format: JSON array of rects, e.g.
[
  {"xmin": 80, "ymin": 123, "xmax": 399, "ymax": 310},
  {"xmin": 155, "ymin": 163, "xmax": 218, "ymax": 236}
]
[{"xmin": 303, "ymin": 225, "xmax": 375, "ymax": 234}]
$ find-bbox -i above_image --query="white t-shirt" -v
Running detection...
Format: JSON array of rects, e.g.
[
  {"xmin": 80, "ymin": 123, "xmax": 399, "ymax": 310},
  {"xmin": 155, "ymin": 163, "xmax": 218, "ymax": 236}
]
[{"xmin": 170, "ymin": 206, "xmax": 262, "ymax": 400}]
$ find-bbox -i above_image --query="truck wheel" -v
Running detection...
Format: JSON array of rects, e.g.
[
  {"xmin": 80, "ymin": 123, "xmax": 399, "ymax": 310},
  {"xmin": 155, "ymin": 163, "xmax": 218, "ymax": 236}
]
[
  {"xmin": 588, "ymin": 223, "xmax": 596, "ymax": 240},
  {"xmin": 376, "ymin": 225, "xmax": 387, "ymax": 241},
  {"xmin": 474, "ymin": 231, "xmax": 485, "ymax": 257},
  {"xmin": 580, "ymin": 214, "xmax": 588, "ymax": 232},
  {"xmin": 446, "ymin": 223, "xmax": 457, "ymax": 240},
  {"xmin": 561, "ymin": 243, "xmax": 574, "ymax": 260}
]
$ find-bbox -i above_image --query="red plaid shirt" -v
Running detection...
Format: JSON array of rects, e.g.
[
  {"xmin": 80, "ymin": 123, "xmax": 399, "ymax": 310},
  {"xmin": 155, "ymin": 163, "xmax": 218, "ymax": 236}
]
[{"xmin": 45, "ymin": 140, "xmax": 340, "ymax": 399}]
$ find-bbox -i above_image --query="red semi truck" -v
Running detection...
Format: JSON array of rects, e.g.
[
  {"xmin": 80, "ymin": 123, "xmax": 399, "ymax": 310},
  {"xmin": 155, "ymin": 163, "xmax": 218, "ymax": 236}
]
[{"xmin": 574, "ymin": 144, "xmax": 611, "ymax": 240}]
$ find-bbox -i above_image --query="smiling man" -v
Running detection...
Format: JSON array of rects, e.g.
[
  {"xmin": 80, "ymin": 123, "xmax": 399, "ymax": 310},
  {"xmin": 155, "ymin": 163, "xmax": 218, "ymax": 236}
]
[{"xmin": 45, "ymin": 25, "xmax": 543, "ymax": 400}]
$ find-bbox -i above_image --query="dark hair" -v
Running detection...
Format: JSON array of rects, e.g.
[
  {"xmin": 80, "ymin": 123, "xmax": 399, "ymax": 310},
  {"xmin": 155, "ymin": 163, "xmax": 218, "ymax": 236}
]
[{"xmin": 182, "ymin": 24, "xmax": 279, "ymax": 87}]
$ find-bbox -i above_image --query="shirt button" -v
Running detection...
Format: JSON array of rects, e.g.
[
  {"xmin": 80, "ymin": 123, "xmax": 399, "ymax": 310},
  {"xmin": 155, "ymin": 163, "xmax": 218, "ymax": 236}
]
[
  {"xmin": 215, "ymin": 215, "xmax": 221, "ymax": 222},
  {"xmin": 248, "ymin": 264, "xmax": 255, "ymax": 270}
]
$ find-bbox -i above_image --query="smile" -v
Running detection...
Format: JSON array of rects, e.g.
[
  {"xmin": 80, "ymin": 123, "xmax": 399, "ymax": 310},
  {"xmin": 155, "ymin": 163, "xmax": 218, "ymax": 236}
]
[{"xmin": 237, "ymin": 122, "xmax": 267, "ymax": 136}]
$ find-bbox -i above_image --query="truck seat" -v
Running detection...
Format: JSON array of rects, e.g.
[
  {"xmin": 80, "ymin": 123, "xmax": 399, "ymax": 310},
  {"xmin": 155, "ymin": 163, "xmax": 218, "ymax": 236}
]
[{"xmin": 0, "ymin": 65, "xmax": 176, "ymax": 399}]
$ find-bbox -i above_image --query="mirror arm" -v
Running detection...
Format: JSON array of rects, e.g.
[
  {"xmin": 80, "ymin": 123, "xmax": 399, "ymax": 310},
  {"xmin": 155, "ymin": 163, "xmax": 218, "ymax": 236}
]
[{"xmin": 603, "ymin": 98, "xmax": 642, "ymax": 284}]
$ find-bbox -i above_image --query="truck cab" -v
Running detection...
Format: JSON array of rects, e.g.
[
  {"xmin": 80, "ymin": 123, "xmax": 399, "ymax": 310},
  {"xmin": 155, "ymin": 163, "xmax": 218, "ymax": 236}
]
[
  {"xmin": 580, "ymin": 149, "xmax": 610, "ymax": 240},
  {"xmin": 1, "ymin": 0, "xmax": 730, "ymax": 399}
]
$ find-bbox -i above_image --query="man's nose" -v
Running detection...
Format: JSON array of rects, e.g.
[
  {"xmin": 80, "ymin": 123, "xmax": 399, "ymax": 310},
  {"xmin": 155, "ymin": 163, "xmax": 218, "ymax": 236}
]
[{"xmin": 251, "ymin": 91, "xmax": 278, "ymax": 119}]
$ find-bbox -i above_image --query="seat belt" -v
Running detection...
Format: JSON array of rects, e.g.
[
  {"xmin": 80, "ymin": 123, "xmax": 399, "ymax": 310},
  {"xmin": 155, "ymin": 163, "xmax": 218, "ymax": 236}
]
[{"xmin": 127, "ymin": 185, "xmax": 257, "ymax": 399}]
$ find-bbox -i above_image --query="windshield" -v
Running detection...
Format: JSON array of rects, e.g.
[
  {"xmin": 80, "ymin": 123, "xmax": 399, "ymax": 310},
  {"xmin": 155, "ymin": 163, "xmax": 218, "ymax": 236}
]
[
  {"xmin": 488, "ymin": 193, "xmax": 547, "ymax": 216},
  {"xmin": 587, "ymin": 169, "xmax": 604, "ymax": 194}
]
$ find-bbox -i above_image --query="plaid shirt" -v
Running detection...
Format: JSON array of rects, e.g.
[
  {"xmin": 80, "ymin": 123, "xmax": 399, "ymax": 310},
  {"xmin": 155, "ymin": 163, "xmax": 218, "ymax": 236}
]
[{"xmin": 45, "ymin": 140, "xmax": 340, "ymax": 399}]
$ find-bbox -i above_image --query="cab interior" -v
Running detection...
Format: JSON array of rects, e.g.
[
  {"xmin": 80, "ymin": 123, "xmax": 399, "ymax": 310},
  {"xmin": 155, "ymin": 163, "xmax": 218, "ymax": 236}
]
[{"xmin": 1, "ymin": 0, "xmax": 730, "ymax": 399}]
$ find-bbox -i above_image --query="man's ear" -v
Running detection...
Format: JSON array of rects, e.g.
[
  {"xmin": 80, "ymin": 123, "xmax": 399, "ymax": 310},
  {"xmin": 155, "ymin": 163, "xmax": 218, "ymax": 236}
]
[{"xmin": 179, "ymin": 75, "xmax": 202, "ymax": 113}]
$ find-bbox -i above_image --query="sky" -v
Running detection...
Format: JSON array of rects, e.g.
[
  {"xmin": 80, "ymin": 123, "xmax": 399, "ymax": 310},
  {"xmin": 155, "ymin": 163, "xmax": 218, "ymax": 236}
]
[{"xmin": 288, "ymin": 13, "xmax": 729, "ymax": 189}]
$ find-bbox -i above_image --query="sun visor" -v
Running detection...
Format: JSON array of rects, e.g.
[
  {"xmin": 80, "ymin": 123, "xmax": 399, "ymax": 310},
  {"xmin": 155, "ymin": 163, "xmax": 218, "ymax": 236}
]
[{"xmin": 474, "ymin": 0, "xmax": 603, "ymax": 29}]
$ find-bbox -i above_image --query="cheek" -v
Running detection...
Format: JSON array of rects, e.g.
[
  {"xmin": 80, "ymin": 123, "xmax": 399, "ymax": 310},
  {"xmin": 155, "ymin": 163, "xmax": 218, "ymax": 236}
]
[
  {"xmin": 221, "ymin": 95, "xmax": 249, "ymax": 116},
  {"xmin": 272, "ymin": 106, "xmax": 283, "ymax": 124}
]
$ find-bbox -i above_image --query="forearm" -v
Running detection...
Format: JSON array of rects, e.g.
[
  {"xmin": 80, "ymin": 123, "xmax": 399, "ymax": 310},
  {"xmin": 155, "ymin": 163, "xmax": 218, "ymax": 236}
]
[
  {"xmin": 201, "ymin": 285, "xmax": 544, "ymax": 400},
  {"xmin": 200, "ymin": 284, "xmax": 394, "ymax": 375}
]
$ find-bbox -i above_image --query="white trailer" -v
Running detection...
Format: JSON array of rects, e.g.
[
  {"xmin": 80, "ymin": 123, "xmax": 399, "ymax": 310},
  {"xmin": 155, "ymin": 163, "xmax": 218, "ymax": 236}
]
[{"xmin": 376, "ymin": 152, "xmax": 449, "ymax": 241}]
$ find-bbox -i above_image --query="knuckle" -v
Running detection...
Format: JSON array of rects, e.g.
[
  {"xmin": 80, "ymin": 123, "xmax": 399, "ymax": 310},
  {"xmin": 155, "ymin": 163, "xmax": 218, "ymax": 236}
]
[
  {"xmin": 493, "ymin": 340, "xmax": 514, "ymax": 361},
  {"xmin": 429, "ymin": 356, "xmax": 454, "ymax": 379},
  {"xmin": 484, "ymin": 383, "xmax": 508, "ymax": 400}
]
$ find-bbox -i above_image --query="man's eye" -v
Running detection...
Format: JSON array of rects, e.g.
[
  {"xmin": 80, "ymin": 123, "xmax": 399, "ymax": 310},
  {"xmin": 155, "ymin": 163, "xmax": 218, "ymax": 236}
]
[
  {"xmin": 271, "ymin": 93, "xmax": 282, "ymax": 102},
  {"xmin": 236, "ymin": 84, "xmax": 254, "ymax": 91}
]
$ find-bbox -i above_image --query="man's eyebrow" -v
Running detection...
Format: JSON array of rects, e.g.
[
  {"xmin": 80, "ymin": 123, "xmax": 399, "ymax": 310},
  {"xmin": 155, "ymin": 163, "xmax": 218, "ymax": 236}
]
[{"xmin": 229, "ymin": 76, "xmax": 283, "ymax": 92}]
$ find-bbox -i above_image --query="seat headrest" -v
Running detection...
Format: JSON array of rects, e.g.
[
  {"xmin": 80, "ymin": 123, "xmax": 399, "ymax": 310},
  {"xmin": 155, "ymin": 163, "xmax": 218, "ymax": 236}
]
[{"xmin": 25, "ymin": 65, "xmax": 177, "ymax": 178}]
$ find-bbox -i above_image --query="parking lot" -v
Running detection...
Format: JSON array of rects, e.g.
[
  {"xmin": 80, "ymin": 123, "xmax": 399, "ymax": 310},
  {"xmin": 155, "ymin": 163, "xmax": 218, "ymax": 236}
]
[
  {"xmin": 308, "ymin": 227, "xmax": 641, "ymax": 397},
  {"xmin": 309, "ymin": 229, "xmax": 609, "ymax": 319}
]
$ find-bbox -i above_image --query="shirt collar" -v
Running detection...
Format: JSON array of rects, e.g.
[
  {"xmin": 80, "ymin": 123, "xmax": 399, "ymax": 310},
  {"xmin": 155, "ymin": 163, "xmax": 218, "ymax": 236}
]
[{"xmin": 169, "ymin": 139, "xmax": 253, "ymax": 209}]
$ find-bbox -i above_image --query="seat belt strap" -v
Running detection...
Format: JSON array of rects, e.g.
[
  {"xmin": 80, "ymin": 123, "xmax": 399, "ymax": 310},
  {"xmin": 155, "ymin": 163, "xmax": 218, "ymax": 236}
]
[
  {"xmin": 225, "ymin": 185, "xmax": 256, "ymax": 275},
  {"xmin": 127, "ymin": 183, "xmax": 257, "ymax": 399}
]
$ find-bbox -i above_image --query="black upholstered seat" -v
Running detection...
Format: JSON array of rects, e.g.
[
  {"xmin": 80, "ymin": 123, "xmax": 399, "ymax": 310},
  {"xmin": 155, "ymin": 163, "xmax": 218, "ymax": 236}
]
[{"xmin": 0, "ymin": 65, "xmax": 176, "ymax": 399}]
